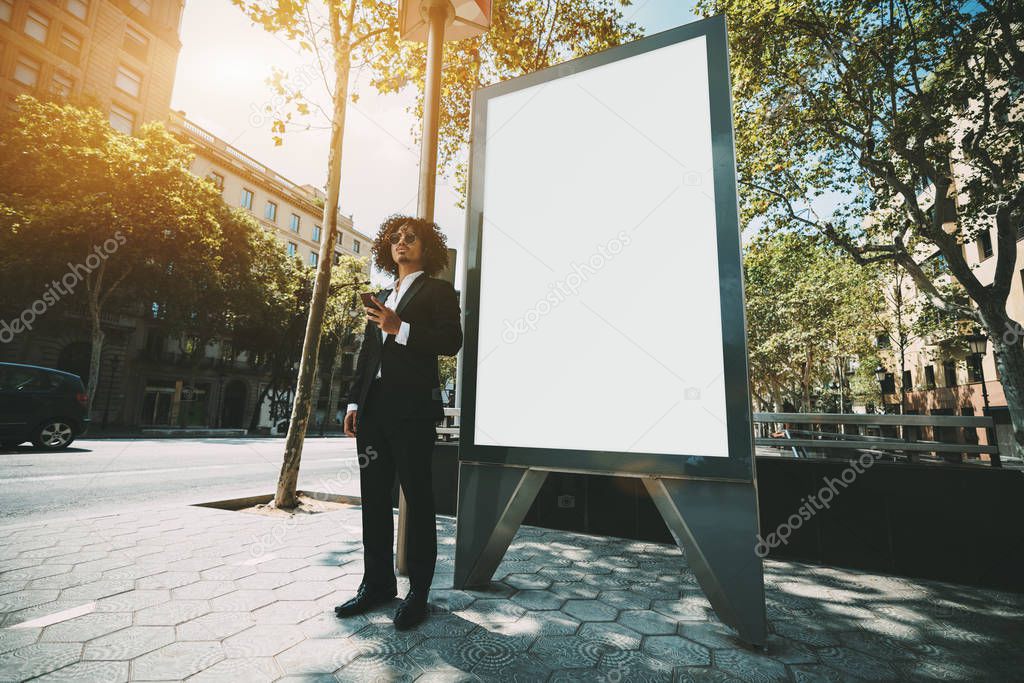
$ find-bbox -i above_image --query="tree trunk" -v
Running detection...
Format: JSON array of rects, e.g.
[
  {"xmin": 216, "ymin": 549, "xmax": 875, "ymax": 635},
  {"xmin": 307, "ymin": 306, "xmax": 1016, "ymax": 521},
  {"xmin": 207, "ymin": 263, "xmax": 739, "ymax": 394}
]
[
  {"xmin": 276, "ymin": 16, "xmax": 352, "ymax": 509},
  {"xmin": 979, "ymin": 308, "xmax": 1024, "ymax": 461},
  {"xmin": 86, "ymin": 284, "xmax": 105, "ymax": 415}
]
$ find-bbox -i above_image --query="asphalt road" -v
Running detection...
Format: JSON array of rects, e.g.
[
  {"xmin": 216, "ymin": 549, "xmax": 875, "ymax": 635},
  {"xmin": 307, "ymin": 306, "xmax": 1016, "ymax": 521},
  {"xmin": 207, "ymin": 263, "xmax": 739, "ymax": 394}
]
[{"xmin": 0, "ymin": 437, "xmax": 363, "ymax": 526}]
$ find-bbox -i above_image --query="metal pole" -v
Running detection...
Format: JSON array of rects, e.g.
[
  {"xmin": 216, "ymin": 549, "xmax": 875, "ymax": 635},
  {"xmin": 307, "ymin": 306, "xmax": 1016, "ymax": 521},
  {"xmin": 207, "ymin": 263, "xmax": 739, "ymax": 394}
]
[
  {"xmin": 399, "ymin": 0, "xmax": 448, "ymax": 577},
  {"xmin": 978, "ymin": 357, "xmax": 1001, "ymax": 468},
  {"xmin": 416, "ymin": 2, "xmax": 447, "ymax": 221}
]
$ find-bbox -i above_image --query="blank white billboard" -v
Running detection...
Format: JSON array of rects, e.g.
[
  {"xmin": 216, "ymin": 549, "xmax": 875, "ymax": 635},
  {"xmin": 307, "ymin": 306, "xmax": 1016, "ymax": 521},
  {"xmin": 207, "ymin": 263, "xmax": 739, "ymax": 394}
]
[{"xmin": 473, "ymin": 34, "xmax": 731, "ymax": 458}]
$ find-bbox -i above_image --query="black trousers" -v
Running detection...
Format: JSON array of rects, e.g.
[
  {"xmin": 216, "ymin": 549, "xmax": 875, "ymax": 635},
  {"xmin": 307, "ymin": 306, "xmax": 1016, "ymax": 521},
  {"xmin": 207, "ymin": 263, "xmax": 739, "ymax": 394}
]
[{"xmin": 355, "ymin": 377, "xmax": 438, "ymax": 593}]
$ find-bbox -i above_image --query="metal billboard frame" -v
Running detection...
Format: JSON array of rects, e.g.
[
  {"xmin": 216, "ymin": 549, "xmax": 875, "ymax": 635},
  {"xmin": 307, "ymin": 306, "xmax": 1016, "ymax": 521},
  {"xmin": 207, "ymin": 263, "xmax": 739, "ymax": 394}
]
[{"xmin": 453, "ymin": 14, "xmax": 767, "ymax": 646}]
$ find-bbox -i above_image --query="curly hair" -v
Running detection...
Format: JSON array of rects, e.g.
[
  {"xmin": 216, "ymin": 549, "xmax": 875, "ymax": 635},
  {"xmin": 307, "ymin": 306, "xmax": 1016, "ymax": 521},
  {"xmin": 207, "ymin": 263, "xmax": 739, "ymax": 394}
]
[{"xmin": 371, "ymin": 214, "xmax": 449, "ymax": 277}]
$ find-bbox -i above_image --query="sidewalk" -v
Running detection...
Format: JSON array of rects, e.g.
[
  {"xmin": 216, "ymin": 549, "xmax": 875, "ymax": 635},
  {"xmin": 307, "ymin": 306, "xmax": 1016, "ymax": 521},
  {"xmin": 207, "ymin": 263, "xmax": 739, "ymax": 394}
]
[{"xmin": 1, "ymin": 498, "xmax": 1022, "ymax": 681}]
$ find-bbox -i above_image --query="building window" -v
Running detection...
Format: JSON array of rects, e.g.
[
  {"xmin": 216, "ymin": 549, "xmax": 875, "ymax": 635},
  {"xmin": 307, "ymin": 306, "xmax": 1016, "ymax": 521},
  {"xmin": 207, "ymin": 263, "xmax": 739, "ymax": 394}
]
[
  {"xmin": 13, "ymin": 54, "xmax": 41, "ymax": 88},
  {"xmin": 108, "ymin": 104, "xmax": 135, "ymax": 134},
  {"xmin": 129, "ymin": 0, "xmax": 151, "ymax": 16},
  {"xmin": 240, "ymin": 188, "xmax": 253, "ymax": 210},
  {"xmin": 874, "ymin": 333, "xmax": 890, "ymax": 349},
  {"xmin": 310, "ymin": 252, "xmax": 318, "ymax": 267},
  {"xmin": 115, "ymin": 65, "xmax": 142, "ymax": 97},
  {"xmin": 24, "ymin": 9, "xmax": 50, "ymax": 43},
  {"xmin": 51, "ymin": 72, "xmax": 73, "ymax": 98},
  {"xmin": 943, "ymin": 360, "xmax": 957, "ymax": 387},
  {"xmin": 902, "ymin": 370, "xmax": 912, "ymax": 392},
  {"xmin": 264, "ymin": 201, "xmax": 277, "ymax": 222},
  {"xmin": 924, "ymin": 364, "xmax": 936, "ymax": 389},
  {"xmin": 123, "ymin": 25, "xmax": 149, "ymax": 61},
  {"xmin": 207, "ymin": 171, "xmax": 224, "ymax": 192},
  {"xmin": 65, "ymin": 0, "xmax": 88, "ymax": 21},
  {"xmin": 0, "ymin": 0, "xmax": 12, "ymax": 23},
  {"xmin": 880, "ymin": 373, "xmax": 896, "ymax": 394},
  {"xmin": 287, "ymin": 242, "xmax": 297, "ymax": 258},
  {"xmin": 312, "ymin": 225, "xmax": 321, "ymax": 243},
  {"xmin": 352, "ymin": 239, "xmax": 360, "ymax": 254},
  {"xmin": 60, "ymin": 29, "xmax": 82, "ymax": 62},
  {"xmin": 289, "ymin": 213, "xmax": 300, "ymax": 233},
  {"xmin": 978, "ymin": 229, "xmax": 993, "ymax": 259},
  {"xmin": 966, "ymin": 354, "xmax": 983, "ymax": 382}
]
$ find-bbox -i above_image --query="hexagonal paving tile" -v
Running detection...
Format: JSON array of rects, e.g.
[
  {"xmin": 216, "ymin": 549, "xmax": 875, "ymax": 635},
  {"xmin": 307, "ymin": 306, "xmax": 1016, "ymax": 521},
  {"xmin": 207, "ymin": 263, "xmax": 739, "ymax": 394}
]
[
  {"xmin": 529, "ymin": 634, "xmax": 607, "ymax": 670},
  {"xmin": 177, "ymin": 611, "xmax": 256, "ymax": 641},
  {"xmin": 208, "ymin": 589, "xmax": 278, "ymax": 612},
  {"xmin": 597, "ymin": 649, "xmax": 673, "ymax": 682},
  {"xmin": 274, "ymin": 637, "xmax": 370, "ymax": 674},
  {"xmin": 130, "ymin": 640, "xmax": 224, "ymax": 679},
  {"xmin": 616, "ymin": 609, "xmax": 678, "ymax": 635},
  {"xmin": 640, "ymin": 635, "xmax": 710, "ymax": 667},
  {"xmin": 272, "ymin": 581, "xmax": 334, "ymax": 601},
  {"xmin": 94, "ymin": 589, "xmax": 171, "ymax": 613},
  {"xmin": 187, "ymin": 655, "xmax": 281, "ymax": 682},
  {"xmin": 334, "ymin": 652, "xmax": 425, "ymax": 682},
  {"xmin": 251, "ymin": 599, "xmax": 322, "ymax": 625},
  {"xmin": 560, "ymin": 599, "xmax": 619, "ymax": 623},
  {"xmin": 170, "ymin": 580, "xmax": 237, "ymax": 600},
  {"xmin": 577, "ymin": 621, "xmax": 643, "ymax": 651},
  {"xmin": 135, "ymin": 599, "xmax": 210, "ymax": 626},
  {"xmin": 82, "ymin": 625, "xmax": 175, "ymax": 660},
  {"xmin": 0, "ymin": 643, "xmax": 81, "ymax": 680},
  {"xmin": 223, "ymin": 624, "xmax": 305, "ymax": 658},
  {"xmin": 39, "ymin": 612, "xmax": 132, "ymax": 642},
  {"xmin": 509, "ymin": 590, "xmax": 564, "ymax": 611},
  {"xmin": 455, "ymin": 599, "xmax": 527, "ymax": 625},
  {"xmin": 31, "ymin": 660, "xmax": 129, "ymax": 682}
]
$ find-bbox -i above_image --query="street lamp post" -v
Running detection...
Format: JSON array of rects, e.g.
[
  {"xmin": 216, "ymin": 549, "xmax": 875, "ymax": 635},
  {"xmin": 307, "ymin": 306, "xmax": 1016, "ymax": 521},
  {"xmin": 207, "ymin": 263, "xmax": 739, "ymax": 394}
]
[
  {"xmin": 967, "ymin": 331, "xmax": 1000, "ymax": 467},
  {"xmin": 396, "ymin": 0, "xmax": 492, "ymax": 576}
]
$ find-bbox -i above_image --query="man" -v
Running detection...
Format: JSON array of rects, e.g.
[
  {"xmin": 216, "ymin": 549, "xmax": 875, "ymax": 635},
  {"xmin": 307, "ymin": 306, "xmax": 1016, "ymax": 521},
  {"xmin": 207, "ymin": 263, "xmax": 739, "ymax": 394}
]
[{"xmin": 334, "ymin": 214, "xmax": 462, "ymax": 630}]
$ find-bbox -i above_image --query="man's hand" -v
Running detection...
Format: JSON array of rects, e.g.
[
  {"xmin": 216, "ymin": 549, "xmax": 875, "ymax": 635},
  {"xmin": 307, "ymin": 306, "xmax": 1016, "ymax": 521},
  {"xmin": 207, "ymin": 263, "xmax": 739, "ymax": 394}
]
[
  {"xmin": 344, "ymin": 410, "xmax": 358, "ymax": 437},
  {"xmin": 366, "ymin": 300, "xmax": 402, "ymax": 335}
]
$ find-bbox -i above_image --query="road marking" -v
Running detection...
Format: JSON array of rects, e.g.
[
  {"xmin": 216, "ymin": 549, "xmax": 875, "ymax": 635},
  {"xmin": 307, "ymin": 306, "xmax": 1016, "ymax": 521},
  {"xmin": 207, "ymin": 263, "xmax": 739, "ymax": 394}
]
[
  {"xmin": 7, "ymin": 601, "xmax": 96, "ymax": 629},
  {"xmin": 0, "ymin": 457, "xmax": 354, "ymax": 484}
]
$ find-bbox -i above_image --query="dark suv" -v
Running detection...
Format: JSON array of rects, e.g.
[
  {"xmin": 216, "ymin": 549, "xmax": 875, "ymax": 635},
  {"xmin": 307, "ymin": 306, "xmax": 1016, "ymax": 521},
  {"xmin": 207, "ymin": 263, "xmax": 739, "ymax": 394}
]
[{"xmin": 0, "ymin": 362, "xmax": 90, "ymax": 450}]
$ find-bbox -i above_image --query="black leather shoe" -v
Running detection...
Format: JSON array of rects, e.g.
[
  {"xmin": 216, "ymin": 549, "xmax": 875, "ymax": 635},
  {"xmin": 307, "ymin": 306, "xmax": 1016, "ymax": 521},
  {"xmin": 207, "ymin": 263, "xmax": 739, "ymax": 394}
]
[
  {"xmin": 393, "ymin": 588, "xmax": 429, "ymax": 630},
  {"xmin": 334, "ymin": 581, "xmax": 397, "ymax": 617}
]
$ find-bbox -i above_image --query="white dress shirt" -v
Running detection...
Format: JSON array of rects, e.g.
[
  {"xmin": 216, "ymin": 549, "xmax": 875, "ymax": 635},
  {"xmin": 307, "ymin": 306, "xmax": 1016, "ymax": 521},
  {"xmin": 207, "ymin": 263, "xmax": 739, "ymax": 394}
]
[{"xmin": 346, "ymin": 270, "xmax": 423, "ymax": 413}]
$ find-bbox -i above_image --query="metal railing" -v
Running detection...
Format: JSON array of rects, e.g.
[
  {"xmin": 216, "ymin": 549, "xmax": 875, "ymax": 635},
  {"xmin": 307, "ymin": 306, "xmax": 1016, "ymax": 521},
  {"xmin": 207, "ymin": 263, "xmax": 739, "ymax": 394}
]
[
  {"xmin": 754, "ymin": 412, "xmax": 1001, "ymax": 466},
  {"xmin": 435, "ymin": 409, "xmax": 1004, "ymax": 466}
]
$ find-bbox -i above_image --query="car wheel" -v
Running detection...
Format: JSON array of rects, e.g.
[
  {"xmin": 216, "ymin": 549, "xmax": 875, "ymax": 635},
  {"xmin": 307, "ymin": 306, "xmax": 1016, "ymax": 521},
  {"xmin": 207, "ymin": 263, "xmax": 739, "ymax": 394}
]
[{"xmin": 32, "ymin": 421, "xmax": 75, "ymax": 450}]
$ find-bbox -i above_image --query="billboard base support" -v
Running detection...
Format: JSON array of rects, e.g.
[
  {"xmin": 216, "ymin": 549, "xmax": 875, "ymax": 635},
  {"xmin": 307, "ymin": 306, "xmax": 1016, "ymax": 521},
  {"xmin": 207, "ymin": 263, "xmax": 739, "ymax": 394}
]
[
  {"xmin": 642, "ymin": 476, "xmax": 767, "ymax": 647},
  {"xmin": 453, "ymin": 463, "xmax": 767, "ymax": 648},
  {"xmin": 453, "ymin": 462, "xmax": 548, "ymax": 588}
]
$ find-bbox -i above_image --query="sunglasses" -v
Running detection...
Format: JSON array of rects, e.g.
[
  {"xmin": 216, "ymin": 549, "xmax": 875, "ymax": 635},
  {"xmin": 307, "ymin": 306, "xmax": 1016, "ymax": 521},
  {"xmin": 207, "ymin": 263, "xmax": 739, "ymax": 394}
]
[{"xmin": 389, "ymin": 231, "xmax": 418, "ymax": 246}]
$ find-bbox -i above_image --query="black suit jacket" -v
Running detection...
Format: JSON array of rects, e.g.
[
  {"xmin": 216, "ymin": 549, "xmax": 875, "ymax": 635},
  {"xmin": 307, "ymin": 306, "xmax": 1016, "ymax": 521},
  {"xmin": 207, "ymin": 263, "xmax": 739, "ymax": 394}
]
[{"xmin": 344, "ymin": 275, "xmax": 463, "ymax": 422}]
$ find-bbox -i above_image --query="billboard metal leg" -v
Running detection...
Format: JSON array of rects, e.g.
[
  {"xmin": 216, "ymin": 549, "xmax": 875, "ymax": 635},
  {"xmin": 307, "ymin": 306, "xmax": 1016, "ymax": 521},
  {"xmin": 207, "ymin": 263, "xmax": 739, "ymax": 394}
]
[
  {"xmin": 453, "ymin": 462, "xmax": 548, "ymax": 588},
  {"xmin": 642, "ymin": 476, "xmax": 767, "ymax": 647}
]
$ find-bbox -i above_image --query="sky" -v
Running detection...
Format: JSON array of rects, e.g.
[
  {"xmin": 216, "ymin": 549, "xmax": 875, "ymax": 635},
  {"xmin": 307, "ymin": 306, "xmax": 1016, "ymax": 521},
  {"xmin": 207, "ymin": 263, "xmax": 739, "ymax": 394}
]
[{"xmin": 170, "ymin": 1, "xmax": 699, "ymax": 287}]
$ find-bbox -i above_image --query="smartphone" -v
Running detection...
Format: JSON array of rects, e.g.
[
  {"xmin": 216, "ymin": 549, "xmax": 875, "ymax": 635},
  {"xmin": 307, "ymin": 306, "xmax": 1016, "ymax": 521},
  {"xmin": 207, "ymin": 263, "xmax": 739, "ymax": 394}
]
[{"xmin": 360, "ymin": 292, "xmax": 380, "ymax": 308}]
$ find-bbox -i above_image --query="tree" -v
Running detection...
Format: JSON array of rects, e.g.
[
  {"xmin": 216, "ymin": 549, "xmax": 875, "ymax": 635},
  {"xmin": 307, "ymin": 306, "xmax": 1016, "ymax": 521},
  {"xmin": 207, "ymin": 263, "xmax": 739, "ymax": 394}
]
[
  {"xmin": 362, "ymin": 0, "xmax": 643, "ymax": 201},
  {"xmin": 700, "ymin": 0, "xmax": 1024, "ymax": 457},
  {"xmin": 0, "ymin": 97, "xmax": 230, "ymax": 411},
  {"xmin": 233, "ymin": 0, "xmax": 393, "ymax": 508},
  {"xmin": 744, "ymin": 231, "xmax": 881, "ymax": 414},
  {"xmin": 235, "ymin": 0, "xmax": 644, "ymax": 507},
  {"xmin": 314, "ymin": 256, "xmax": 372, "ymax": 436}
]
